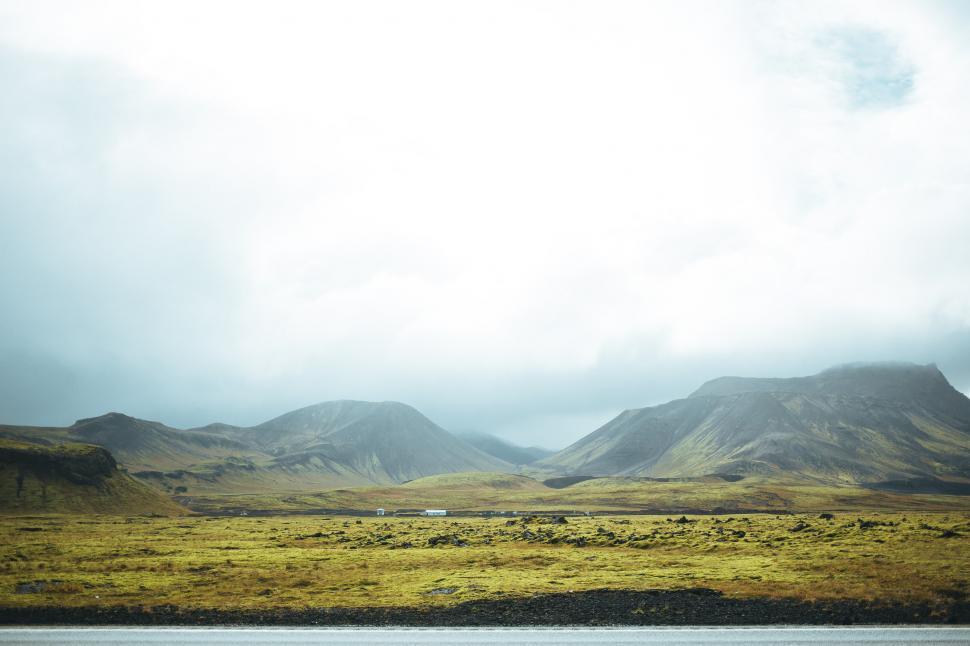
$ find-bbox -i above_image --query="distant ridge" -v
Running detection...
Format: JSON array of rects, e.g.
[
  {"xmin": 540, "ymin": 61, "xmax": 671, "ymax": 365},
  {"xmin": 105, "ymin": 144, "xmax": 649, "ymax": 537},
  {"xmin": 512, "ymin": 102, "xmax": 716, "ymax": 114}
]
[
  {"xmin": 455, "ymin": 431, "xmax": 554, "ymax": 465},
  {"xmin": 1, "ymin": 400, "xmax": 514, "ymax": 494},
  {"xmin": 540, "ymin": 362, "xmax": 970, "ymax": 483}
]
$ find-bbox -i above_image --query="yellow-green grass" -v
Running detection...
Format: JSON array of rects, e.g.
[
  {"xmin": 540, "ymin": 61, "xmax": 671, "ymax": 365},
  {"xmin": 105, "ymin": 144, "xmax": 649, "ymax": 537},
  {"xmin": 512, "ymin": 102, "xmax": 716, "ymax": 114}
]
[
  {"xmin": 175, "ymin": 472, "xmax": 970, "ymax": 514},
  {"xmin": 1, "ymin": 512, "xmax": 967, "ymax": 611}
]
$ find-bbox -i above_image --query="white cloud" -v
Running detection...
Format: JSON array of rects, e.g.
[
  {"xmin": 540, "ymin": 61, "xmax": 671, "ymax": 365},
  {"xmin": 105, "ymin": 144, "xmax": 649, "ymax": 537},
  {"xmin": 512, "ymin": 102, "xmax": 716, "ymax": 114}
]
[{"xmin": 0, "ymin": 1, "xmax": 968, "ymax": 445}]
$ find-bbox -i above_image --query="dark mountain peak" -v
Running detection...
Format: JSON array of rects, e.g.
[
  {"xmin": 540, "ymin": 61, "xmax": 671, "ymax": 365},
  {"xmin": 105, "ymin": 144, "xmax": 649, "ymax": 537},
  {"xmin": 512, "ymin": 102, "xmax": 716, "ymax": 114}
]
[
  {"xmin": 817, "ymin": 361, "xmax": 944, "ymax": 384},
  {"xmin": 256, "ymin": 400, "xmax": 432, "ymax": 436},
  {"xmin": 67, "ymin": 412, "xmax": 177, "ymax": 453},
  {"xmin": 72, "ymin": 411, "xmax": 139, "ymax": 427},
  {"xmin": 689, "ymin": 361, "xmax": 958, "ymax": 406},
  {"xmin": 822, "ymin": 360, "xmax": 937, "ymax": 373},
  {"xmin": 287, "ymin": 399, "xmax": 421, "ymax": 418},
  {"xmin": 70, "ymin": 412, "xmax": 171, "ymax": 434}
]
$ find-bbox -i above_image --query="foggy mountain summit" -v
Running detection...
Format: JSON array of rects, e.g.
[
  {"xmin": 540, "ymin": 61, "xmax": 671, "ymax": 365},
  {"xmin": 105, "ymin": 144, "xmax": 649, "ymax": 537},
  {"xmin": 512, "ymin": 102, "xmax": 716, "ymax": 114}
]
[{"xmin": 690, "ymin": 362, "xmax": 967, "ymax": 410}]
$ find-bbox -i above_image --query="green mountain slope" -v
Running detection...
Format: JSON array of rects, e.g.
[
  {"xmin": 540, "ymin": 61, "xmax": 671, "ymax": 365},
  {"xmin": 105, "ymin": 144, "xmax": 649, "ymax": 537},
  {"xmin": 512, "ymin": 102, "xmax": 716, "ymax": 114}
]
[
  {"xmin": 0, "ymin": 439, "xmax": 187, "ymax": 515},
  {"xmin": 540, "ymin": 363, "xmax": 970, "ymax": 483},
  {"xmin": 237, "ymin": 401, "xmax": 513, "ymax": 483}
]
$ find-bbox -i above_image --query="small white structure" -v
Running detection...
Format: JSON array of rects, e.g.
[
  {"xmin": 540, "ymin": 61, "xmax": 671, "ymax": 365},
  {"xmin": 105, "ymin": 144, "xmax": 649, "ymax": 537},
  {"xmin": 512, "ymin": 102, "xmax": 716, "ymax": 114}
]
[
  {"xmin": 422, "ymin": 509, "xmax": 447, "ymax": 516},
  {"xmin": 376, "ymin": 508, "xmax": 385, "ymax": 516}
]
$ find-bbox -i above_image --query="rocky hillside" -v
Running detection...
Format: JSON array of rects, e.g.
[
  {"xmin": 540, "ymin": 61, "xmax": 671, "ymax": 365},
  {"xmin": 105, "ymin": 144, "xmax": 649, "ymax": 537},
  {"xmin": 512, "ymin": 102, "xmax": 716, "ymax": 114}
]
[
  {"xmin": 0, "ymin": 439, "xmax": 187, "ymax": 514},
  {"xmin": 540, "ymin": 363, "xmax": 970, "ymax": 484}
]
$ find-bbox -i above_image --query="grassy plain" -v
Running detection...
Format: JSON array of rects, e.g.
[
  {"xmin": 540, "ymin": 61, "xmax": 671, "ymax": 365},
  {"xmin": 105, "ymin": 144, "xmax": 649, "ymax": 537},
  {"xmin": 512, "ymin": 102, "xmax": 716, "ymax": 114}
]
[{"xmin": 1, "ymin": 512, "xmax": 967, "ymax": 611}]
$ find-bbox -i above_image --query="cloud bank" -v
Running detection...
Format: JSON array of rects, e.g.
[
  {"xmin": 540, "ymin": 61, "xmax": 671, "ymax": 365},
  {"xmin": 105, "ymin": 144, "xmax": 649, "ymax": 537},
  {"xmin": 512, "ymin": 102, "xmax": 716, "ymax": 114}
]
[{"xmin": 1, "ymin": 1, "xmax": 969, "ymax": 447}]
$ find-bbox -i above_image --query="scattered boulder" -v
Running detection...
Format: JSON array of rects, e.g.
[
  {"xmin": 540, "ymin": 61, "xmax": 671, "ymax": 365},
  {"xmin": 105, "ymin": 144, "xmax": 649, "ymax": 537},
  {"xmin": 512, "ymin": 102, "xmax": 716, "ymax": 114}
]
[
  {"xmin": 819, "ymin": 513, "xmax": 834, "ymax": 520},
  {"xmin": 674, "ymin": 516, "xmax": 692, "ymax": 524},
  {"xmin": 427, "ymin": 534, "xmax": 467, "ymax": 547},
  {"xmin": 789, "ymin": 522, "xmax": 810, "ymax": 532},
  {"xmin": 15, "ymin": 581, "xmax": 53, "ymax": 594}
]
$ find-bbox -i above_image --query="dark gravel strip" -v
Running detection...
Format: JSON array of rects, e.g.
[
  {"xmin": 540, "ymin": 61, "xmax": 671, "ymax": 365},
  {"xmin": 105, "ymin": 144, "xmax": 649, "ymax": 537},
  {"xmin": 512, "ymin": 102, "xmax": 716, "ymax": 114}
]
[{"xmin": 2, "ymin": 589, "xmax": 968, "ymax": 626}]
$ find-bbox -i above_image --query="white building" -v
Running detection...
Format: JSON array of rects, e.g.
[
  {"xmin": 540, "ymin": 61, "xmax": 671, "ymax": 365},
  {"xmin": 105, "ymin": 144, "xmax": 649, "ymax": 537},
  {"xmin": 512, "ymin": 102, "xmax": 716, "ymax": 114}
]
[
  {"xmin": 376, "ymin": 508, "xmax": 385, "ymax": 516},
  {"xmin": 422, "ymin": 509, "xmax": 447, "ymax": 516}
]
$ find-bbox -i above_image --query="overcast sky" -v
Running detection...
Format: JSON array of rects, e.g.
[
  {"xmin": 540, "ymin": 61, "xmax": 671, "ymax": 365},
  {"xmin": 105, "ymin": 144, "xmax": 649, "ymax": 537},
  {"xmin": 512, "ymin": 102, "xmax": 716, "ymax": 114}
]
[{"xmin": 1, "ymin": 1, "xmax": 969, "ymax": 448}]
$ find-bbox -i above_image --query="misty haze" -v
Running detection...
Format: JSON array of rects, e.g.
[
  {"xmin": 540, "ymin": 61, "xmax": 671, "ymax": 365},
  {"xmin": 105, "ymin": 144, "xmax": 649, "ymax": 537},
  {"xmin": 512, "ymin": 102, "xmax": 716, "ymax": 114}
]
[{"xmin": 1, "ymin": 0, "xmax": 969, "ymax": 637}]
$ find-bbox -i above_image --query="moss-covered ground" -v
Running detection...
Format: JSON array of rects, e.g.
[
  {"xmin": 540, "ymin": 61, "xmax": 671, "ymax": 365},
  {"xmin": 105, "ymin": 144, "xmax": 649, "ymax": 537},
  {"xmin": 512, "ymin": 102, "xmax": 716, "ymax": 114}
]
[{"xmin": 1, "ymin": 512, "xmax": 967, "ymax": 611}]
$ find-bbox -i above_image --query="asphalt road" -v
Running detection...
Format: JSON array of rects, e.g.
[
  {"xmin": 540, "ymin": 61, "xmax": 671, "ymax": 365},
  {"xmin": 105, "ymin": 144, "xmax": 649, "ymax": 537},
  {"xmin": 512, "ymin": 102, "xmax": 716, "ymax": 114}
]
[{"xmin": 0, "ymin": 627, "xmax": 969, "ymax": 645}]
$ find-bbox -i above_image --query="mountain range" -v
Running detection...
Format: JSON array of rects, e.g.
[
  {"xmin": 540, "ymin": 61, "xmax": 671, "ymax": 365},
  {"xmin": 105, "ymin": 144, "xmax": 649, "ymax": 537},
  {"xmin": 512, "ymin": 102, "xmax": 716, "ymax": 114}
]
[
  {"xmin": 1, "ymin": 400, "xmax": 512, "ymax": 494},
  {"xmin": 1, "ymin": 361, "xmax": 969, "ymax": 512}
]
